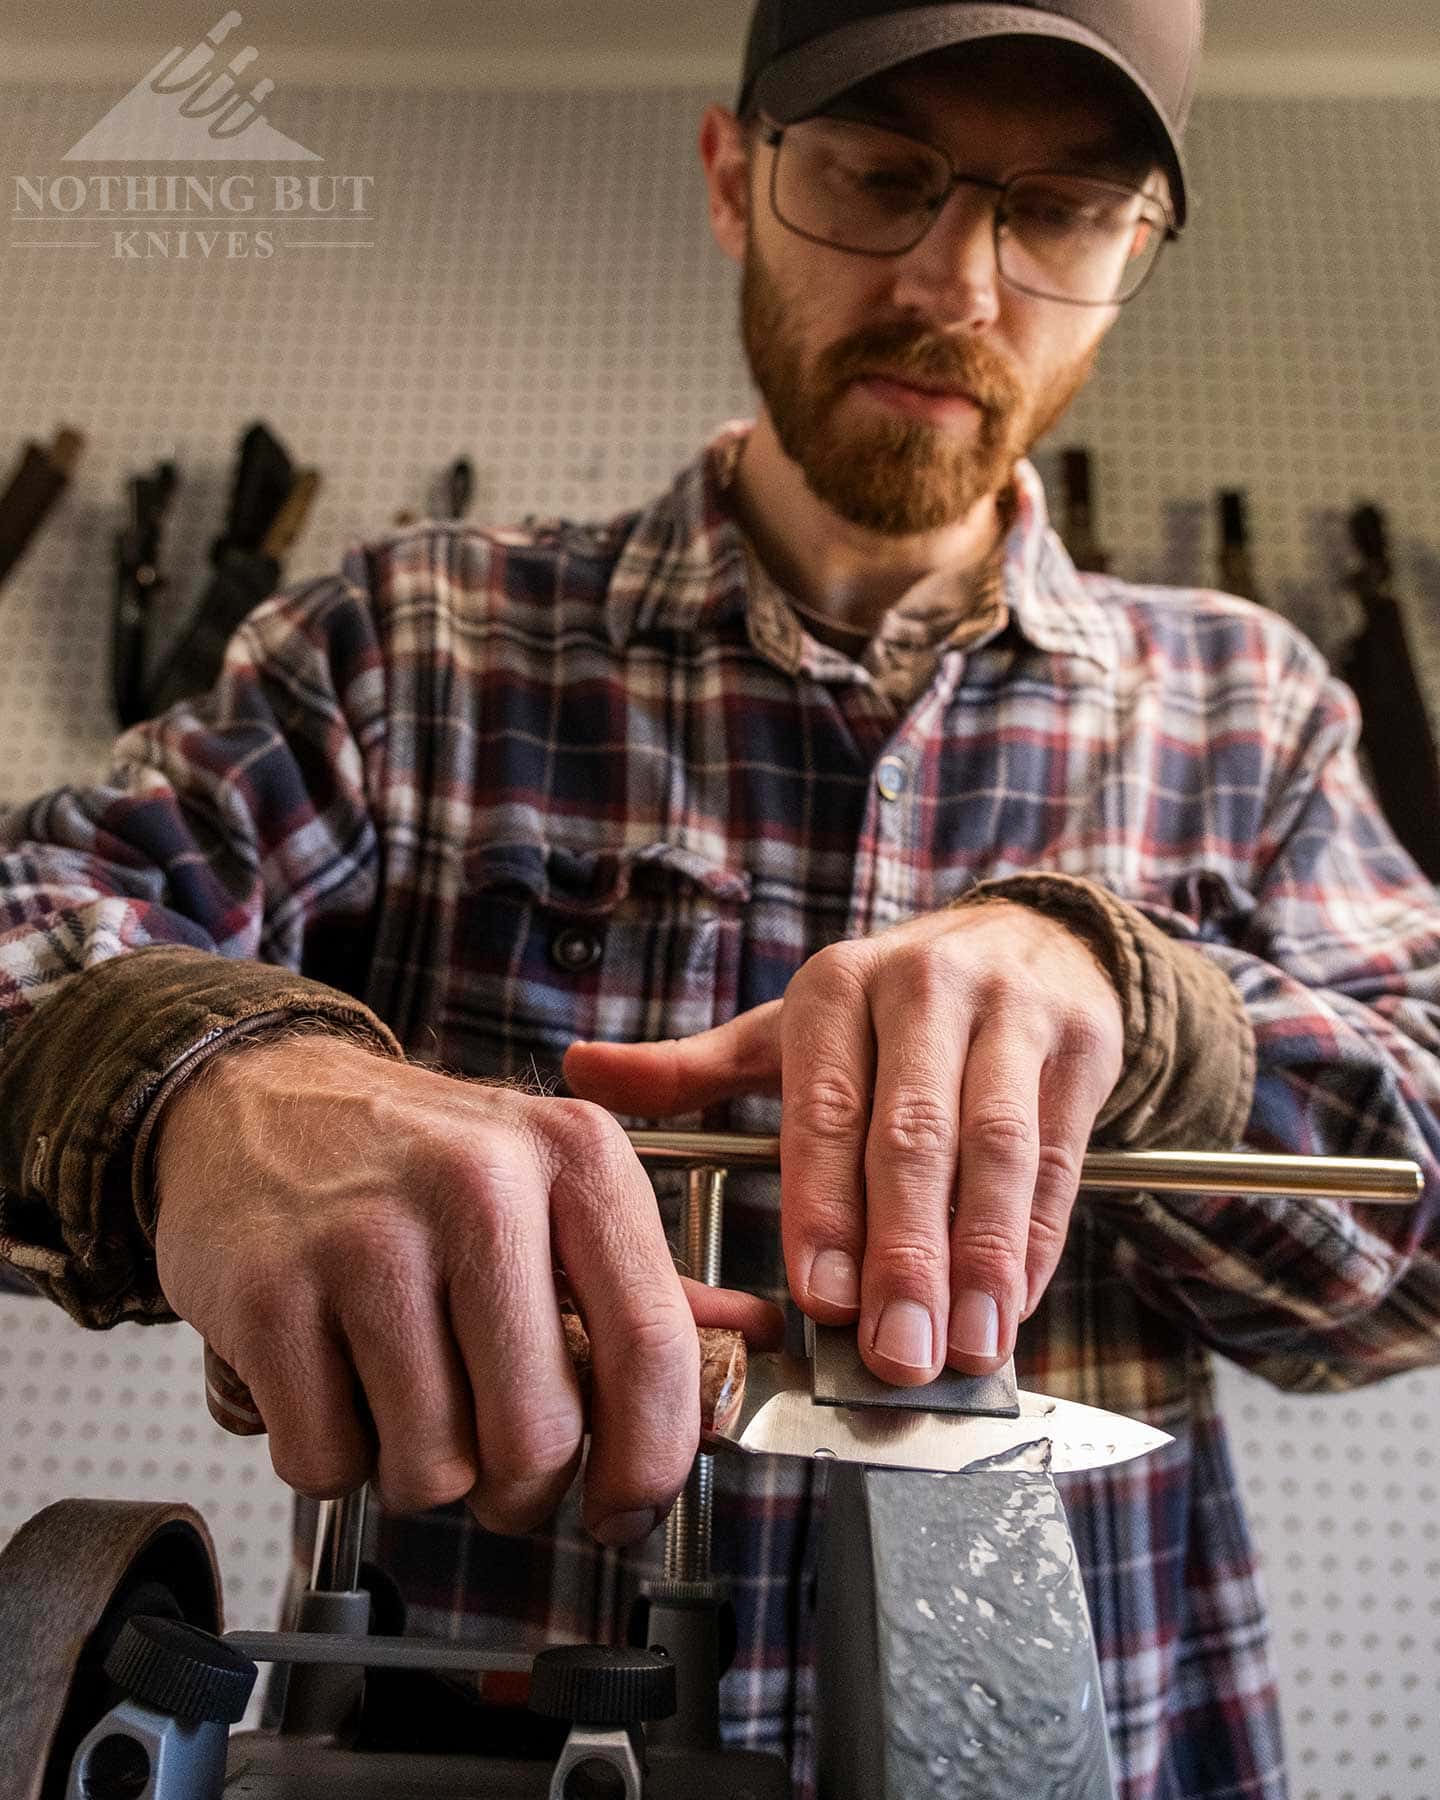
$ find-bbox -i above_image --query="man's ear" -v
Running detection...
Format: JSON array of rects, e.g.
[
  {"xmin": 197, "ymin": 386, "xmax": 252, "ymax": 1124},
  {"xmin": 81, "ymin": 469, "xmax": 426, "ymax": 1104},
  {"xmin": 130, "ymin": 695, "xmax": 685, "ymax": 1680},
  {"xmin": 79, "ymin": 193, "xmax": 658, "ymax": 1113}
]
[{"xmin": 699, "ymin": 104, "xmax": 753, "ymax": 265}]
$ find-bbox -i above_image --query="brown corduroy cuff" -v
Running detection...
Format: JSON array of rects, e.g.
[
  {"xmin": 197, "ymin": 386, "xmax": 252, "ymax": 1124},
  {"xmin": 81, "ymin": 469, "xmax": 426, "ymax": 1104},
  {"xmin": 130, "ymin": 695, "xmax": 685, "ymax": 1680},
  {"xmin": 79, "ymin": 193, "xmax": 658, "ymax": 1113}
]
[
  {"xmin": 952, "ymin": 872, "xmax": 1256, "ymax": 1151},
  {"xmin": 0, "ymin": 945, "xmax": 402, "ymax": 1328}
]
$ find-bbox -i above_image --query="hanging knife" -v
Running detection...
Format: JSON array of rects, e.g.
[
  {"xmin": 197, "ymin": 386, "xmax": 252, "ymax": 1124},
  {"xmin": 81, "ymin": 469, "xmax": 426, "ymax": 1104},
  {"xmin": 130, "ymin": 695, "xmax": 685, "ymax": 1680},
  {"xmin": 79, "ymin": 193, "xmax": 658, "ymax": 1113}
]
[
  {"xmin": 446, "ymin": 455, "xmax": 475, "ymax": 521},
  {"xmin": 1060, "ymin": 445, "xmax": 1110, "ymax": 575},
  {"xmin": 143, "ymin": 426, "xmax": 309, "ymax": 716},
  {"xmin": 0, "ymin": 426, "xmax": 85, "ymax": 595},
  {"xmin": 111, "ymin": 458, "xmax": 179, "ymax": 726}
]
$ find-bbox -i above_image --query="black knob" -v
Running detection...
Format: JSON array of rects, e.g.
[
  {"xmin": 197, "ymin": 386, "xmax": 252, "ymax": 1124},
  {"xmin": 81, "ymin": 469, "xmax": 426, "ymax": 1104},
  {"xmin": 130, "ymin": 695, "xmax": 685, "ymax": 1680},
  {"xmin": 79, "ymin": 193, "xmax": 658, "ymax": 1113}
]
[
  {"xmin": 104, "ymin": 1615, "xmax": 258, "ymax": 1725},
  {"xmin": 528, "ymin": 1645, "xmax": 676, "ymax": 1726}
]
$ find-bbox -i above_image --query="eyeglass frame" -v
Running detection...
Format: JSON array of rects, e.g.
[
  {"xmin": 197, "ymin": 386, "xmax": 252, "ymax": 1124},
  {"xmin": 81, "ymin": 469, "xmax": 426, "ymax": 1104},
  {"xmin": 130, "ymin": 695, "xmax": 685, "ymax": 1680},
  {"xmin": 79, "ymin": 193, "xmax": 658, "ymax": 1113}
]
[{"xmin": 756, "ymin": 113, "xmax": 1181, "ymax": 308}]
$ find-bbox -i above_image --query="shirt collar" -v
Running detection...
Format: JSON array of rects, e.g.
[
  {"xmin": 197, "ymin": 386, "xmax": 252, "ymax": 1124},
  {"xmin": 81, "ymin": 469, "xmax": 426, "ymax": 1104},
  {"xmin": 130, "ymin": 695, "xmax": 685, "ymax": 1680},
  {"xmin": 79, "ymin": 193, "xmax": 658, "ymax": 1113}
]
[{"xmin": 604, "ymin": 418, "xmax": 1113, "ymax": 673}]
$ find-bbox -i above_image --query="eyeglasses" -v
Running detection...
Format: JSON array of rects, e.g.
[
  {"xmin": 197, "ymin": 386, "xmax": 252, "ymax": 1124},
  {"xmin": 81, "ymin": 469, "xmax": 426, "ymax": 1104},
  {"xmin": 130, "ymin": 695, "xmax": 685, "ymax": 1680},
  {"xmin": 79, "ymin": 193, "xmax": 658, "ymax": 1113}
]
[{"xmin": 759, "ymin": 115, "xmax": 1178, "ymax": 306}]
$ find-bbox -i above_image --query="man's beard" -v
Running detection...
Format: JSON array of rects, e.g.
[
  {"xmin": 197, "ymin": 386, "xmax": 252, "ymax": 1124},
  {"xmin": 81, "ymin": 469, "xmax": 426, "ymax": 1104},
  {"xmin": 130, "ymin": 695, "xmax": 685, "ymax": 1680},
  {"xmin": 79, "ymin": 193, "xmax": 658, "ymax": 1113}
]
[{"xmin": 740, "ymin": 231, "xmax": 1099, "ymax": 536}]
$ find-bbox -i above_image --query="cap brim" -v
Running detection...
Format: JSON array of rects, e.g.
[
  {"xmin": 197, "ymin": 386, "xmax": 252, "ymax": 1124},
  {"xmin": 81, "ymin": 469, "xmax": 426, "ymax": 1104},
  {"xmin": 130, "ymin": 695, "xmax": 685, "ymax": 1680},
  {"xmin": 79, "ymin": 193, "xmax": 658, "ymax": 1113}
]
[{"xmin": 751, "ymin": 3, "xmax": 1186, "ymax": 226}]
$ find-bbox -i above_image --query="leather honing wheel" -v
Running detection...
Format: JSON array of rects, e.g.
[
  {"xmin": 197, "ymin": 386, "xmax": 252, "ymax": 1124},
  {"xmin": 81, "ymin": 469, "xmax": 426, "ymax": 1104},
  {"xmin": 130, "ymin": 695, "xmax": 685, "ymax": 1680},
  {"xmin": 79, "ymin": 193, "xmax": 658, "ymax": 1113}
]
[{"xmin": 0, "ymin": 1498, "xmax": 222, "ymax": 1800}]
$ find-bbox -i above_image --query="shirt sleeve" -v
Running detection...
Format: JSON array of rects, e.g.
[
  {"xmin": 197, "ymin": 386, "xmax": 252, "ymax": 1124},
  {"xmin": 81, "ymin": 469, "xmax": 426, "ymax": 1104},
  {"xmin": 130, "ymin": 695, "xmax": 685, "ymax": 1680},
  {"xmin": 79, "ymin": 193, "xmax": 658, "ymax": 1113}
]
[
  {"xmin": 0, "ymin": 556, "xmax": 402, "ymax": 1328},
  {"xmin": 1087, "ymin": 648, "xmax": 1440, "ymax": 1393}
]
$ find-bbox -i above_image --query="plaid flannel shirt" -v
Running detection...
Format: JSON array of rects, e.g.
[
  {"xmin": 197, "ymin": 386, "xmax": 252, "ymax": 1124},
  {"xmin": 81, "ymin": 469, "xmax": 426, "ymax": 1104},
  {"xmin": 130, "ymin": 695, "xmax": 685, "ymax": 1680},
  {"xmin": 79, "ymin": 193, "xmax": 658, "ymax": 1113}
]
[{"xmin": 2, "ymin": 420, "xmax": 1439, "ymax": 1798}]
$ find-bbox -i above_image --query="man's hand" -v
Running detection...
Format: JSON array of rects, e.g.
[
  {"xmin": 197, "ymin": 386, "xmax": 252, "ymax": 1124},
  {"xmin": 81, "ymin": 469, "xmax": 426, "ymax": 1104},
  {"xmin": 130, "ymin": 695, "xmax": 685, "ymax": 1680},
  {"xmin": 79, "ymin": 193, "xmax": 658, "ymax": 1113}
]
[
  {"xmin": 153, "ymin": 1037, "xmax": 783, "ymax": 1544},
  {"xmin": 564, "ymin": 900, "xmax": 1124, "ymax": 1386}
]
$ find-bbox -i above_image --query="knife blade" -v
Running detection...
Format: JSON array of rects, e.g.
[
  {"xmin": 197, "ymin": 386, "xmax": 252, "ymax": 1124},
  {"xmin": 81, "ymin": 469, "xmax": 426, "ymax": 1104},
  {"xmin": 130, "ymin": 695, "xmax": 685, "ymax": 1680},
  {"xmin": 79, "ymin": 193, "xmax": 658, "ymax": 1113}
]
[{"xmin": 699, "ymin": 1346, "xmax": 1172, "ymax": 1475}]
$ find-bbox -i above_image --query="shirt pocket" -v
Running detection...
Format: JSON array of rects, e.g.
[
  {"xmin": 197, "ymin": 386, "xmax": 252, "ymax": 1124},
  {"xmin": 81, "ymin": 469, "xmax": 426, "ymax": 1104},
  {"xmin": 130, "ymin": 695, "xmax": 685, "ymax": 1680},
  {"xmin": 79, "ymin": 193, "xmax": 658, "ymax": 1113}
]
[{"xmin": 435, "ymin": 836, "xmax": 752, "ymax": 1083}]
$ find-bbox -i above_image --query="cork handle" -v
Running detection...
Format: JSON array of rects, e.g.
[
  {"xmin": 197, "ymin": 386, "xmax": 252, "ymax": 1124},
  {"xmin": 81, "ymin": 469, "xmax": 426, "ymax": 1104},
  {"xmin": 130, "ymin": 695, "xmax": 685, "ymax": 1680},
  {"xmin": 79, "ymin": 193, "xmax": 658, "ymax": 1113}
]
[{"xmin": 203, "ymin": 1315, "xmax": 748, "ymax": 1444}]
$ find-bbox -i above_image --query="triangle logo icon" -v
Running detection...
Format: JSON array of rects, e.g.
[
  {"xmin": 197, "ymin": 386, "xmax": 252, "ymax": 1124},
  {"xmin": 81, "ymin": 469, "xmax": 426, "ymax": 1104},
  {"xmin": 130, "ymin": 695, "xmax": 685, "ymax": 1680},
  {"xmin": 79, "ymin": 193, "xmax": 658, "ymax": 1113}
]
[{"xmin": 62, "ymin": 10, "xmax": 321, "ymax": 162}]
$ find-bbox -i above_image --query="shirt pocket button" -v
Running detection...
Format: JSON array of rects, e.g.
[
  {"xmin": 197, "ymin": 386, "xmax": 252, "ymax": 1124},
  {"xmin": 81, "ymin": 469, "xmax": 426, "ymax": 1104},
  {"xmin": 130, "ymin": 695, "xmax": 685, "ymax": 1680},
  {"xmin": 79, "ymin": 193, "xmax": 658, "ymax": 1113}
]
[
  {"xmin": 549, "ymin": 926, "xmax": 604, "ymax": 973},
  {"xmin": 876, "ymin": 755, "xmax": 909, "ymax": 800}
]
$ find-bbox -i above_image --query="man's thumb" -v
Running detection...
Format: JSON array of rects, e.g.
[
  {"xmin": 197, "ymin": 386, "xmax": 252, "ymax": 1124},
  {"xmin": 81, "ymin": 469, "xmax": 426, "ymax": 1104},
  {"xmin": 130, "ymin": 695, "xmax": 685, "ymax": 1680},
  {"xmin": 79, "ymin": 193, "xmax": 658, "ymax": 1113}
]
[{"xmin": 563, "ymin": 1001, "xmax": 783, "ymax": 1116}]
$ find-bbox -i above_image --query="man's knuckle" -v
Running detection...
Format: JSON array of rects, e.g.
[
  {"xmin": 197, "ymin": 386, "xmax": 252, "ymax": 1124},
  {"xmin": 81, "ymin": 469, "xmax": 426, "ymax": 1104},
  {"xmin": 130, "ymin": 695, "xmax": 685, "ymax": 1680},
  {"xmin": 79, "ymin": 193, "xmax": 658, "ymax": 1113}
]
[
  {"xmin": 885, "ymin": 946, "xmax": 952, "ymax": 1010},
  {"xmin": 802, "ymin": 939, "xmax": 870, "ymax": 993},
  {"xmin": 996, "ymin": 961, "xmax": 1060, "ymax": 1016},
  {"xmin": 969, "ymin": 956, "xmax": 1023, "ymax": 1002},
  {"xmin": 1016, "ymin": 1010, "xmax": 1056, "ymax": 1056},
  {"xmin": 1025, "ymin": 1208, "xmax": 1070, "ymax": 1268},
  {"xmin": 548, "ymin": 1096, "xmax": 624, "ymax": 1158},
  {"xmin": 1034, "ymin": 1141, "xmax": 1083, "ymax": 1203},
  {"xmin": 431, "ymin": 1135, "xmax": 509, "ymax": 1216},
  {"xmin": 868, "ymin": 1237, "xmax": 947, "ymax": 1287},
  {"xmin": 342, "ymin": 1235, "xmax": 428, "ymax": 1323},
  {"xmin": 485, "ymin": 1409, "xmax": 584, "ymax": 1488},
  {"xmin": 951, "ymin": 1225, "xmax": 1026, "ymax": 1291},
  {"xmin": 464, "ymin": 1492, "xmax": 510, "ymax": 1535},
  {"xmin": 647, "ymin": 1464, "xmax": 694, "ymax": 1516},
  {"xmin": 791, "ymin": 1198, "xmax": 861, "ymax": 1250},
  {"xmin": 541, "ymin": 1103, "xmax": 643, "ymax": 1207},
  {"xmin": 272, "ymin": 1449, "xmax": 369, "ymax": 1502},
  {"xmin": 232, "ymin": 1276, "xmax": 312, "ymax": 1358},
  {"xmin": 1056, "ymin": 1006, "xmax": 1120, "ymax": 1062},
  {"xmin": 790, "ymin": 1077, "xmax": 869, "ymax": 1139},
  {"xmin": 378, "ymin": 1454, "xmax": 478, "ymax": 1515},
  {"xmin": 870, "ymin": 1093, "xmax": 955, "ymax": 1164},
  {"xmin": 467, "ymin": 1486, "xmax": 555, "ymax": 1538},
  {"xmin": 232, "ymin": 1251, "xmax": 298, "ymax": 1319},
  {"xmin": 973, "ymin": 976, "xmax": 1049, "ymax": 1039},
  {"xmin": 617, "ymin": 1299, "xmax": 695, "ymax": 1369},
  {"xmin": 611, "ymin": 1444, "xmax": 696, "ymax": 1516},
  {"xmin": 964, "ymin": 1104, "xmax": 1037, "ymax": 1163}
]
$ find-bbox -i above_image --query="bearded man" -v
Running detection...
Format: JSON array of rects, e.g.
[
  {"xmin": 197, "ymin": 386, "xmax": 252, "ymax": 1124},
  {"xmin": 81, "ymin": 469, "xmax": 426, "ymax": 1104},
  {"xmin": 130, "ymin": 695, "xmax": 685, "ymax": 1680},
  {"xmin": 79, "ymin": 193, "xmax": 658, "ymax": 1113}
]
[{"xmin": 3, "ymin": 4, "xmax": 1438, "ymax": 1797}]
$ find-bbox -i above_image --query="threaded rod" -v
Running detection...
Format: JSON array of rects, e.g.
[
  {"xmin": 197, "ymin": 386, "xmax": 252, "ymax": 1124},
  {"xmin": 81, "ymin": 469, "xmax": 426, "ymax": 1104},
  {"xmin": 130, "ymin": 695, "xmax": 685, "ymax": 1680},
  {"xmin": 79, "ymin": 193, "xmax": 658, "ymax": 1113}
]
[{"xmin": 665, "ymin": 1166, "xmax": 726, "ymax": 1581}]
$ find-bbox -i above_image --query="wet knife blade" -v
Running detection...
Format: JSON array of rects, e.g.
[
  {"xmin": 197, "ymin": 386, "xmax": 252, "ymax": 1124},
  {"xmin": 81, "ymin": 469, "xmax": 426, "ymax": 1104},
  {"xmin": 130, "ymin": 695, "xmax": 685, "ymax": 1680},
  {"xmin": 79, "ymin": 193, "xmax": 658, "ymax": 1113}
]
[{"xmin": 700, "ymin": 1348, "xmax": 1172, "ymax": 1476}]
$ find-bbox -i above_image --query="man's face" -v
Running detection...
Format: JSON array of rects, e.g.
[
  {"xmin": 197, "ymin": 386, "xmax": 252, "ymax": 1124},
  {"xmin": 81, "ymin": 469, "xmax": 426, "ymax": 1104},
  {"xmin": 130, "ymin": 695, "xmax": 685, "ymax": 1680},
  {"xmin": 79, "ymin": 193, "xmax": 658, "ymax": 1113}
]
[{"xmin": 736, "ymin": 45, "xmax": 1155, "ymax": 536}]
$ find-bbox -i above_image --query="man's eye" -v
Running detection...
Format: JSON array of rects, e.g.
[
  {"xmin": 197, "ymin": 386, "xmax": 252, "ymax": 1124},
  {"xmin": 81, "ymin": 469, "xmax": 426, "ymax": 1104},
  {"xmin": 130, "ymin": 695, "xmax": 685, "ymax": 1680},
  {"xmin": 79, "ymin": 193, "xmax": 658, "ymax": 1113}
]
[
  {"xmin": 1008, "ymin": 184, "xmax": 1134, "ymax": 234},
  {"xmin": 847, "ymin": 166, "xmax": 933, "ymax": 204},
  {"xmin": 1013, "ymin": 194, "xmax": 1084, "ymax": 227},
  {"xmin": 1014, "ymin": 199, "xmax": 1115, "ymax": 237}
]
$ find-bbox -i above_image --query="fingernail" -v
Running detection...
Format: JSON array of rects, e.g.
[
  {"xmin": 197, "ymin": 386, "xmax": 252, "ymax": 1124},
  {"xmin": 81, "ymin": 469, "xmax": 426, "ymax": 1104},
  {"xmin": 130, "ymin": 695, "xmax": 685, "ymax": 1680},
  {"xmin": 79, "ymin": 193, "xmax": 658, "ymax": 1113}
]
[
  {"xmin": 873, "ymin": 1299, "xmax": 933, "ymax": 1370},
  {"xmin": 808, "ymin": 1248, "xmax": 860, "ymax": 1309},
  {"xmin": 949, "ymin": 1289, "xmax": 1000, "ymax": 1360},
  {"xmin": 592, "ymin": 1508, "xmax": 661, "ymax": 1548}
]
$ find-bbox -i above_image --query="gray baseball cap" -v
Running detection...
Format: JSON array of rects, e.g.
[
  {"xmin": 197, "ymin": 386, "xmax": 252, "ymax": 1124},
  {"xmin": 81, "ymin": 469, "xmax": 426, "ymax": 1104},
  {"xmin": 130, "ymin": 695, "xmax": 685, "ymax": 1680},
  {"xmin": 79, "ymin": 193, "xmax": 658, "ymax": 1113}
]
[{"xmin": 736, "ymin": 0, "xmax": 1203, "ymax": 225}]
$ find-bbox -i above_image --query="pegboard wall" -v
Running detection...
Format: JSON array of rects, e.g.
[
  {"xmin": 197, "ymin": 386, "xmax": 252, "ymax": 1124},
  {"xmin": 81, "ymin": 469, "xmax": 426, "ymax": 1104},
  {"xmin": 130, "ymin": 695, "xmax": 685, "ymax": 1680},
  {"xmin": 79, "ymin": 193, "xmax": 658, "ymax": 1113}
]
[{"xmin": 0, "ymin": 64, "xmax": 1437, "ymax": 1794}]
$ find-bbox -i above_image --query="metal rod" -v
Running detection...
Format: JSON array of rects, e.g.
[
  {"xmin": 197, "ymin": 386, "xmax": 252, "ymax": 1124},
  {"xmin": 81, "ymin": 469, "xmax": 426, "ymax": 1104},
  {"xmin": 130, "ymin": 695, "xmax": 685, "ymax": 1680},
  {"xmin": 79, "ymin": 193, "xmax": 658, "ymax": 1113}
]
[
  {"xmin": 666, "ymin": 1166, "xmax": 726, "ymax": 1582},
  {"xmin": 311, "ymin": 1488, "xmax": 367, "ymax": 1593},
  {"xmin": 626, "ymin": 1132, "xmax": 1423, "ymax": 1202},
  {"xmin": 1076, "ymin": 1149, "xmax": 1422, "ymax": 1200}
]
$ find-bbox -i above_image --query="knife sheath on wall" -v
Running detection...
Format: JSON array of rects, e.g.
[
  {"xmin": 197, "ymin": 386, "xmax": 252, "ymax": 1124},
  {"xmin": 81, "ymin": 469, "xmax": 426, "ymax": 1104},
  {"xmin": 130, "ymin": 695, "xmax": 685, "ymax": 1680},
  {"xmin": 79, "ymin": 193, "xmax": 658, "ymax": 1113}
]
[{"xmin": 204, "ymin": 1312, "xmax": 1169, "ymax": 1478}]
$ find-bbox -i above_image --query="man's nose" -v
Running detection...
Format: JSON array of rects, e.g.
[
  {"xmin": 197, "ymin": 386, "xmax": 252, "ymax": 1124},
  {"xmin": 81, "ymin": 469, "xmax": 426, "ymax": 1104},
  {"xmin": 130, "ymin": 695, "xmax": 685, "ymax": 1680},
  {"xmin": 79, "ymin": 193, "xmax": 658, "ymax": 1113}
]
[{"xmin": 889, "ymin": 185, "xmax": 1003, "ymax": 332}]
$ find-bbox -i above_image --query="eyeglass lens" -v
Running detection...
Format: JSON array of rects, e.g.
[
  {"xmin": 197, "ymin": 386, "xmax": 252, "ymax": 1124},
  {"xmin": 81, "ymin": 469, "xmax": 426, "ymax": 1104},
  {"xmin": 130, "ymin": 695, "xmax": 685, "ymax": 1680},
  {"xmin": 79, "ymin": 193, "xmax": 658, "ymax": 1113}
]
[{"xmin": 771, "ymin": 117, "xmax": 1168, "ymax": 304}]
